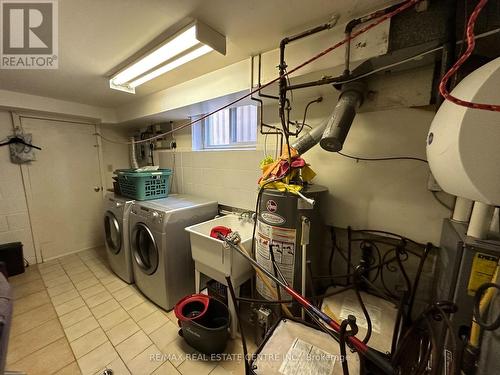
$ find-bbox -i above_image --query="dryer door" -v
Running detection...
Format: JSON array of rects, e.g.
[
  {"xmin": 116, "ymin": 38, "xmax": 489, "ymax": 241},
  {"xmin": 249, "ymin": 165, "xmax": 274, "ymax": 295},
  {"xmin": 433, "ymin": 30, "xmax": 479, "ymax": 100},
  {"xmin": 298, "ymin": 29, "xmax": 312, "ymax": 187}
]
[
  {"xmin": 104, "ymin": 211, "xmax": 122, "ymax": 255},
  {"xmin": 131, "ymin": 222, "xmax": 159, "ymax": 275}
]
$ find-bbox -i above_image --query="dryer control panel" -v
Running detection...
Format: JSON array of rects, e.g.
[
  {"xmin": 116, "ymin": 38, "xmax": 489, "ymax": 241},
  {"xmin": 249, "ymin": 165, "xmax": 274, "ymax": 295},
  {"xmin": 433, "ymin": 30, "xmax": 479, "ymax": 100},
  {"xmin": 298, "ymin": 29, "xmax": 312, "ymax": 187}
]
[{"xmin": 131, "ymin": 206, "xmax": 164, "ymax": 224}]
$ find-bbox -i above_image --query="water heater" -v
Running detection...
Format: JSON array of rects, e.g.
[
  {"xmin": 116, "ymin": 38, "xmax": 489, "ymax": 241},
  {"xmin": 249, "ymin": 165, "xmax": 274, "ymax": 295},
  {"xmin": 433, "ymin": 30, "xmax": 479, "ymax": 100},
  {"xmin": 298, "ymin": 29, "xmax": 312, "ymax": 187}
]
[{"xmin": 255, "ymin": 185, "xmax": 327, "ymax": 300}]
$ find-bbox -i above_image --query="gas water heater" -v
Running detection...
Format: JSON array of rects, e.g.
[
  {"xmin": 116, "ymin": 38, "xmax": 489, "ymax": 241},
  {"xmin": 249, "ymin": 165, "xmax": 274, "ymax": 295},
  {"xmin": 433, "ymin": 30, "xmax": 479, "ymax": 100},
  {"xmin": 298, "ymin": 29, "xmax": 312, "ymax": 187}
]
[{"xmin": 255, "ymin": 185, "xmax": 327, "ymax": 300}]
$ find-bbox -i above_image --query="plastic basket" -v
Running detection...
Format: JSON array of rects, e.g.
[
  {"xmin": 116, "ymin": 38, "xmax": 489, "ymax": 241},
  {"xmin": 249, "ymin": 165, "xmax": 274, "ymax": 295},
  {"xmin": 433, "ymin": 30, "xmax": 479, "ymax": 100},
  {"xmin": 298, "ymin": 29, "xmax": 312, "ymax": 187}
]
[{"xmin": 115, "ymin": 169, "xmax": 172, "ymax": 200}]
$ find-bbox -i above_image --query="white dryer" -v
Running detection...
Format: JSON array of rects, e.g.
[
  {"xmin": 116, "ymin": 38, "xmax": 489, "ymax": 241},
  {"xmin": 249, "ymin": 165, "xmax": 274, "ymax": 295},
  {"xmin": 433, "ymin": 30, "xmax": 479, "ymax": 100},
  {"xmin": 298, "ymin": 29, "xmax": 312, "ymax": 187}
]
[
  {"xmin": 103, "ymin": 193, "xmax": 135, "ymax": 283},
  {"xmin": 129, "ymin": 195, "xmax": 217, "ymax": 310}
]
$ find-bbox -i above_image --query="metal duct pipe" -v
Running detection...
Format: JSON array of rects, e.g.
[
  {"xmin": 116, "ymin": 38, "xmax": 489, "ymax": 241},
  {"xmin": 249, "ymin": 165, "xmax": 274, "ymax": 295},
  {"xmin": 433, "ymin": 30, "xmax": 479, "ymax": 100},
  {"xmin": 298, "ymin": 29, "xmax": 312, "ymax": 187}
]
[
  {"xmin": 291, "ymin": 82, "xmax": 366, "ymax": 155},
  {"xmin": 130, "ymin": 137, "xmax": 139, "ymax": 169},
  {"xmin": 291, "ymin": 117, "xmax": 330, "ymax": 155},
  {"xmin": 320, "ymin": 82, "xmax": 366, "ymax": 152}
]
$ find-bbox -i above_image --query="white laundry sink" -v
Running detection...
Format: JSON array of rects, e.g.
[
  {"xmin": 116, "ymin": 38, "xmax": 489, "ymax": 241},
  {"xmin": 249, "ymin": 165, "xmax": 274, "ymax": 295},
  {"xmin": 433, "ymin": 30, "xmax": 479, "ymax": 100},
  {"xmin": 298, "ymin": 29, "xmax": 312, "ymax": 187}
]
[{"xmin": 185, "ymin": 214, "xmax": 254, "ymax": 286}]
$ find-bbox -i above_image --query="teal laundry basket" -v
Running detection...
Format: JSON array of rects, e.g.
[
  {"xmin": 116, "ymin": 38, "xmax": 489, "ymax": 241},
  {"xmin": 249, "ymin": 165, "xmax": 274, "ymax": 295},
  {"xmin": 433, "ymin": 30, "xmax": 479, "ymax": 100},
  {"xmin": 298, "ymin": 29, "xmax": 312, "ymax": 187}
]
[{"xmin": 115, "ymin": 169, "xmax": 172, "ymax": 200}]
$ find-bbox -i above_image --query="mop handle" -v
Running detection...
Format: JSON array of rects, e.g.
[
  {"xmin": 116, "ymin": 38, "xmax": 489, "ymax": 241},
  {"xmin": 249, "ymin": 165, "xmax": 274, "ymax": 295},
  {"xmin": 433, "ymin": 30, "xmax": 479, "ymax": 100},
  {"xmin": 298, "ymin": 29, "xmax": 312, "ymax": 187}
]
[{"xmin": 219, "ymin": 234, "xmax": 396, "ymax": 375}]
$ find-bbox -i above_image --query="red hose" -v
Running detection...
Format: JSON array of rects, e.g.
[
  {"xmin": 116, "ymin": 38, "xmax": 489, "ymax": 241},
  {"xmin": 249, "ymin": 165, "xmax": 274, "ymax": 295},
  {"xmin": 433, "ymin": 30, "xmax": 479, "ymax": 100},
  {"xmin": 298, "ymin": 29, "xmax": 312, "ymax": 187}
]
[{"xmin": 439, "ymin": 0, "xmax": 500, "ymax": 112}]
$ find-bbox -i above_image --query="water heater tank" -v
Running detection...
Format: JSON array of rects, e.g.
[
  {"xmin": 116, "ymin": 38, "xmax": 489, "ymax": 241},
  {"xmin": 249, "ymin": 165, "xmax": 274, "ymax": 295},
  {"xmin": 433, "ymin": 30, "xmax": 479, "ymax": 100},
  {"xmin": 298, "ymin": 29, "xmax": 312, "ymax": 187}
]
[{"xmin": 426, "ymin": 57, "xmax": 500, "ymax": 206}]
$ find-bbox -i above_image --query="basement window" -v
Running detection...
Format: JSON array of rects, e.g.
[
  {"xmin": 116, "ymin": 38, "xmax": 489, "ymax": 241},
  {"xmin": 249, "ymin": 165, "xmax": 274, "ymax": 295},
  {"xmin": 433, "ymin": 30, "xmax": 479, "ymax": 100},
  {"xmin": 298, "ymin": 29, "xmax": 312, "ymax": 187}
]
[{"xmin": 192, "ymin": 105, "xmax": 257, "ymax": 150}]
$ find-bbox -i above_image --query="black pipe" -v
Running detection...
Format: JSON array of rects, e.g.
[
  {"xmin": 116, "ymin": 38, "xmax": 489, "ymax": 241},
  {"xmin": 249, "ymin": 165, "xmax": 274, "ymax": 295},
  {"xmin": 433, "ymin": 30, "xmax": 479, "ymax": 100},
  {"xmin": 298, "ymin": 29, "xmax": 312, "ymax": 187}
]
[
  {"xmin": 250, "ymin": 55, "xmax": 284, "ymax": 154},
  {"xmin": 225, "ymin": 276, "xmax": 250, "ymax": 374}
]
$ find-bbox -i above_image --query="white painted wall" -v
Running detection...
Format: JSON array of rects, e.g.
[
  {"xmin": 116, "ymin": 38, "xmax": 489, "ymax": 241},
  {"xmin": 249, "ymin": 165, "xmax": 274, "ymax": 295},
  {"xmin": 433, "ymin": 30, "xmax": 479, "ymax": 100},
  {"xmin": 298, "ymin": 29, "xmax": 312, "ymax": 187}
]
[
  {"xmin": 0, "ymin": 111, "xmax": 36, "ymax": 264},
  {"xmin": 157, "ymin": 97, "xmax": 450, "ymax": 244}
]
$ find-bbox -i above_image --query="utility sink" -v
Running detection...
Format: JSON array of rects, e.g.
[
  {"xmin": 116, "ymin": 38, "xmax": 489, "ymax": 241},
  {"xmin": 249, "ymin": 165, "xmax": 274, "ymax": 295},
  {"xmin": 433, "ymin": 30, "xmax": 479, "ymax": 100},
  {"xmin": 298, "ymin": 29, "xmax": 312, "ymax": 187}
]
[{"xmin": 185, "ymin": 214, "xmax": 254, "ymax": 287}]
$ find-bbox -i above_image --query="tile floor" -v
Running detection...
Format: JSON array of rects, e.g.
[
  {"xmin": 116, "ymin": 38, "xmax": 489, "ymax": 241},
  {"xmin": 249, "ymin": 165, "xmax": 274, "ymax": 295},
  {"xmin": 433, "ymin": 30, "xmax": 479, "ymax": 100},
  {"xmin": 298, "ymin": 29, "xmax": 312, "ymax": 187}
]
[{"xmin": 7, "ymin": 247, "xmax": 254, "ymax": 375}]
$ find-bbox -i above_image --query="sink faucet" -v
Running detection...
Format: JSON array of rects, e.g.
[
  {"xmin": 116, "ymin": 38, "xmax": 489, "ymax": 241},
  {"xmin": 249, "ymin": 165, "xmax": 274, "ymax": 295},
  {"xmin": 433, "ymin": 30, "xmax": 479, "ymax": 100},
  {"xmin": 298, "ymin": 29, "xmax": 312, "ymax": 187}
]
[{"xmin": 239, "ymin": 211, "xmax": 255, "ymax": 223}]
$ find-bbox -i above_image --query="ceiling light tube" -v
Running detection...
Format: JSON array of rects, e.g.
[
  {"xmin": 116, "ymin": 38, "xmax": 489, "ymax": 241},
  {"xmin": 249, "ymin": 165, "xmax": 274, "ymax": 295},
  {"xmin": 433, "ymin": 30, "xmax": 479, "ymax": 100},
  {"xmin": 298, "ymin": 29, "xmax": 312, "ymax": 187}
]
[
  {"xmin": 129, "ymin": 45, "xmax": 213, "ymax": 88},
  {"xmin": 109, "ymin": 20, "xmax": 226, "ymax": 93}
]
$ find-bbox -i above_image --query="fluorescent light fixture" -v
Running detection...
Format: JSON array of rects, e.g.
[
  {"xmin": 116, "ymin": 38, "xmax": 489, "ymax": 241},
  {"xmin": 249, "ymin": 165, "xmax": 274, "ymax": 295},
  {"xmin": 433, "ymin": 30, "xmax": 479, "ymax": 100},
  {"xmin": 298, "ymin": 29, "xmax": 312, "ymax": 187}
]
[
  {"xmin": 110, "ymin": 20, "xmax": 226, "ymax": 93},
  {"xmin": 129, "ymin": 45, "xmax": 213, "ymax": 88}
]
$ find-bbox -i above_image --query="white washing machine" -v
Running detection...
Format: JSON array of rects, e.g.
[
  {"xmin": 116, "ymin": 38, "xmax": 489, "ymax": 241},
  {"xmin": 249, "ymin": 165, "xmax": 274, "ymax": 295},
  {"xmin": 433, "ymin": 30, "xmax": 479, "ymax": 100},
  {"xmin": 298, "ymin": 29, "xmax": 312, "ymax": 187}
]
[
  {"xmin": 129, "ymin": 194, "xmax": 218, "ymax": 310},
  {"xmin": 103, "ymin": 193, "xmax": 135, "ymax": 283}
]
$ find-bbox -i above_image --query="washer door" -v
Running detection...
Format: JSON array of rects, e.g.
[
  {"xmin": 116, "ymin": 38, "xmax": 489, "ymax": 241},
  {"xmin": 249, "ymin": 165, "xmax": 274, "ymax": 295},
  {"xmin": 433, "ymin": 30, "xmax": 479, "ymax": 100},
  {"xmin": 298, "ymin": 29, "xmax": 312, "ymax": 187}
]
[
  {"xmin": 131, "ymin": 222, "xmax": 159, "ymax": 275},
  {"xmin": 104, "ymin": 211, "xmax": 122, "ymax": 255}
]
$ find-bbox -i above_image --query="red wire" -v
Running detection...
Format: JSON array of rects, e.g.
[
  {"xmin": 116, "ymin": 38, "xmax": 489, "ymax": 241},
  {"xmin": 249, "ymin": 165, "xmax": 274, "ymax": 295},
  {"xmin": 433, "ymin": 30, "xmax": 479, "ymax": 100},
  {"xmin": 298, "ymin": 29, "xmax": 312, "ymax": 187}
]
[
  {"xmin": 127, "ymin": 0, "xmax": 421, "ymax": 145},
  {"xmin": 439, "ymin": 0, "xmax": 500, "ymax": 112}
]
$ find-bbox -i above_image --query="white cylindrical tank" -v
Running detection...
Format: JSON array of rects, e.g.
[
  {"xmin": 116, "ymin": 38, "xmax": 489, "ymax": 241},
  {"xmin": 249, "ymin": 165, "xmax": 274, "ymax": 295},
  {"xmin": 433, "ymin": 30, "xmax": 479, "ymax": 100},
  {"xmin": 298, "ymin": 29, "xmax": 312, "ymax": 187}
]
[{"xmin": 426, "ymin": 57, "xmax": 500, "ymax": 206}]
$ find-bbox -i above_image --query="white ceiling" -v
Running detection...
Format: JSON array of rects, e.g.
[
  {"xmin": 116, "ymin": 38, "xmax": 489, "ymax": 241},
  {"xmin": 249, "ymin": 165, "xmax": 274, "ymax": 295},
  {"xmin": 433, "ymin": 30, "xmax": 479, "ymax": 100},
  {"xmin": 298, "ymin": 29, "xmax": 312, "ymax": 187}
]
[{"xmin": 0, "ymin": 0, "xmax": 396, "ymax": 108}]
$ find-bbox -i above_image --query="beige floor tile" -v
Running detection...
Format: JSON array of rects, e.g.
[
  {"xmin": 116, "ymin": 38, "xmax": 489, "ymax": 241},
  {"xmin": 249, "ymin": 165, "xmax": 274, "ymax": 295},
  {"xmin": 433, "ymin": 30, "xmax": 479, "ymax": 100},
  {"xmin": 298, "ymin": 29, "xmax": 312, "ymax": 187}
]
[
  {"xmin": 163, "ymin": 337, "xmax": 197, "ymax": 367},
  {"xmin": 74, "ymin": 277, "xmax": 100, "ymax": 291},
  {"xmin": 51, "ymin": 288, "xmax": 80, "ymax": 306},
  {"xmin": 64, "ymin": 315, "xmax": 100, "ymax": 342},
  {"xmin": 59, "ymin": 254, "xmax": 81, "ymax": 264},
  {"xmin": 84, "ymin": 290, "xmax": 113, "ymax": 307},
  {"xmin": 126, "ymin": 344, "xmax": 163, "ymax": 375},
  {"xmin": 93, "ymin": 356, "xmax": 130, "ymax": 375},
  {"xmin": 97, "ymin": 307, "xmax": 129, "ymax": 331},
  {"xmin": 149, "ymin": 321, "xmax": 180, "ymax": 351},
  {"xmin": 7, "ymin": 318, "xmax": 64, "ymax": 365},
  {"xmin": 13, "ymin": 289, "xmax": 50, "ymax": 316},
  {"xmin": 10, "ymin": 337, "xmax": 75, "ymax": 375},
  {"xmin": 94, "ymin": 269, "xmax": 113, "ymax": 279},
  {"xmin": 105, "ymin": 278, "xmax": 128, "ymax": 292},
  {"xmin": 41, "ymin": 269, "xmax": 67, "ymax": 283},
  {"xmin": 116, "ymin": 330, "xmax": 152, "ymax": 363},
  {"xmin": 65, "ymin": 264, "xmax": 89, "ymax": 275},
  {"xmin": 59, "ymin": 305, "xmax": 92, "ymax": 328},
  {"xmin": 39, "ymin": 265, "xmax": 65, "ymax": 279},
  {"xmin": 138, "ymin": 310, "xmax": 170, "ymax": 334},
  {"xmin": 177, "ymin": 356, "xmax": 218, "ymax": 375},
  {"xmin": 47, "ymin": 281, "xmax": 76, "ymax": 298},
  {"xmin": 12, "ymin": 278, "xmax": 45, "ymax": 299},
  {"xmin": 9, "ymin": 267, "xmax": 41, "ymax": 286},
  {"xmin": 129, "ymin": 301, "xmax": 157, "ymax": 322},
  {"xmin": 106, "ymin": 318, "xmax": 140, "ymax": 346},
  {"xmin": 91, "ymin": 298, "xmax": 121, "ymax": 319},
  {"xmin": 77, "ymin": 341, "xmax": 119, "ymax": 375},
  {"xmin": 70, "ymin": 327, "xmax": 108, "ymax": 359},
  {"xmin": 113, "ymin": 285, "xmax": 137, "ymax": 301},
  {"xmin": 152, "ymin": 360, "xmax": 181, "ymax": 375},
  {"xmin": 120, "ymin": 292, "xmax": 146, "ymax": 311},
  {"xmin": 79, "ymin": 249, "xmax": 100, "ymax": 260},
  {"xmin": 11, "ymin": 302, "xmax": 57, "ymax": 337},
  {"xmin": 54, "ymin": 361, "xmax": 82, "ymax": 375},
  {"xmin": 44, "ymin": 274, "xmax": 71, "ymax": 288},
  {"xmin": 165, "ymin": 310, "xmax": 178, "ymax": 324},
  {"xmin": 209, "ymin": 366, "xmax": 234, "ymax": 375},
  {"xmin": 99, "ymin": 274, "xmax": 121, "ymax": 285},
  {"xmin": 70, "ymin": 270, "xmax": 97, "ymax": 284},
  {"xmin": 55, "ymin": 296, "xmax": 86, "ymax": 316},
  {"xmin": 38, "ymin": 260, "xmax": 61, "ymax": 272},
  {"xmin": 79, "ymin": 284, "xmax": 106, "ymax": 299},
  {"xmin": 217, "ymin": 340, "xmax": 248, "ymax": 374}
]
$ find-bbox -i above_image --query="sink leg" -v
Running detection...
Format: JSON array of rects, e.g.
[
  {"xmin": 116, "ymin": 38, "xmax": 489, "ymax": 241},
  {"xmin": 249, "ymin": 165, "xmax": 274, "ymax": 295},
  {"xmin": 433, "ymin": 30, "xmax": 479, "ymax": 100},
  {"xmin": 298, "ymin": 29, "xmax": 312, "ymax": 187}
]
[
  {"xmin": 195, "ymin": 270, "xmax": 201, "ymax": 294},
  {"xmin": 228, "ymin": 285, "xmax": 240, "ymax": 339}
]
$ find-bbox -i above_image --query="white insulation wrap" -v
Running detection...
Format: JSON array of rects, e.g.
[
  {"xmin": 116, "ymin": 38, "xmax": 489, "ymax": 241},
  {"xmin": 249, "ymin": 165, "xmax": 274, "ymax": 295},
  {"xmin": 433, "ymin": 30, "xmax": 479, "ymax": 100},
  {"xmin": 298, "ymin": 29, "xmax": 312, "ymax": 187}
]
[{"xmin": 426, "ymin": 57, "xmax": 500, "ymax": 206}]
